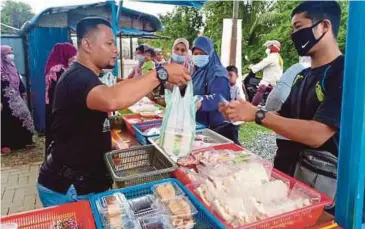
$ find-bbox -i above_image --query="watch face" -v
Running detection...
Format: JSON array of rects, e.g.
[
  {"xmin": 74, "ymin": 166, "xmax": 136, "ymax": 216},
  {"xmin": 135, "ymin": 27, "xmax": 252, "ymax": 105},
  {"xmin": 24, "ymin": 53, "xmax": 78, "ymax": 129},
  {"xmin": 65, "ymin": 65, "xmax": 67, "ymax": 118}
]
[
  {"xmin": 158, "ymin": 69, "xmax": 168, "ymax": 81},
  {"xmin": 257, "ymin": 111, "xmax": 265, "ymax": 119}
]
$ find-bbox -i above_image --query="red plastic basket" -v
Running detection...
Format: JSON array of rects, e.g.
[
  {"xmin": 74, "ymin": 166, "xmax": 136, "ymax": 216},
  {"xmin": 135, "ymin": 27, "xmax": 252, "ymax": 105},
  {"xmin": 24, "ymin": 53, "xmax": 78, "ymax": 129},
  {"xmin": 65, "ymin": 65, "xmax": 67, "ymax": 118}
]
[
  {"xmin": 0, "ymin": 201, "xmax": 95, "ymax": 229},
  {"xmin": 122, "ymin": 114, "xmax": 161, "ymax": 135},
  {"xmin": 185, "ymin": 168, "xmax": 333, "ymax": 229}
]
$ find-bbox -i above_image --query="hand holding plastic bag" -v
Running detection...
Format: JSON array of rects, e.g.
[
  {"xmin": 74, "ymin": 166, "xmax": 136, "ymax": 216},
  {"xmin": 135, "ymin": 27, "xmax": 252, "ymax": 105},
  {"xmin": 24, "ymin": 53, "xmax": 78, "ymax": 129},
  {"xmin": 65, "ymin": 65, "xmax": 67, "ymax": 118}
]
[{"xmin": 159, "ymin": 81, "xmax": 198, "ymax": 161}]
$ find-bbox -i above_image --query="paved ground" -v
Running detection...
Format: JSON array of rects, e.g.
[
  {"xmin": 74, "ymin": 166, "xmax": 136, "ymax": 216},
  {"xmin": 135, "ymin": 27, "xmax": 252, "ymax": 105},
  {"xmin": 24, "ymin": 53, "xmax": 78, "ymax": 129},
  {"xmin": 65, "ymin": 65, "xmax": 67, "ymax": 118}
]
[
  {"xmin": 1, "ymin": 136, "xmax": 44, "ymax": 216},
  {"xmin": 1, "ymin": 162, "xmax": 43, "ymax": 216}
]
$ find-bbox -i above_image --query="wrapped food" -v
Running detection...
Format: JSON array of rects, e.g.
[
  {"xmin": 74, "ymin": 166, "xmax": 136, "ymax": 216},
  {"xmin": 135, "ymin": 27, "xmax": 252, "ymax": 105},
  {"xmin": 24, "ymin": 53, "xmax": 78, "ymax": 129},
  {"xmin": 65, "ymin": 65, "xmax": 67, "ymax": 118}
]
[
  {"xmin": 144, "ymin": 127, "xmax": 160, "ymax": 136},
  {"xmin": 194, "ymin": 161, "xmax": 316, "ymax": 227},
  {"xmin": 139, "ymin": 215, "xmax": 172, "ymax": 229},
  {"xmin": 152, "ymin": 182, "xmax": 183, "ymax": 201},
  {"xmin": 159, "ymin": 196, "xmax": 197, "ymax": 229},
  {"xmin": 129, "ymin": 195, "xmax": 157, "ymax": 216},
  {"xmin": 51, "ymin": 218, "xmax": 78, "ymax": 229},
  {"xmin": 96, "ymin": 193, "xmax": 138, "ymax": 229}
]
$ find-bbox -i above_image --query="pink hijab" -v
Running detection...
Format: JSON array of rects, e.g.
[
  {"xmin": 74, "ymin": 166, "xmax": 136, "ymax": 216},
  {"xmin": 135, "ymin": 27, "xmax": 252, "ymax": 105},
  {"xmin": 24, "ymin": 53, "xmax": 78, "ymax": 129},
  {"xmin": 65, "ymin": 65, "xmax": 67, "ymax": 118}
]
[
  {"xmin": 1, "ymin": 45, "xmax": 20, "ymax": 89},
  {"xmin": 45, "ymin": 43, "xmax": 77, "ymax": 104}
]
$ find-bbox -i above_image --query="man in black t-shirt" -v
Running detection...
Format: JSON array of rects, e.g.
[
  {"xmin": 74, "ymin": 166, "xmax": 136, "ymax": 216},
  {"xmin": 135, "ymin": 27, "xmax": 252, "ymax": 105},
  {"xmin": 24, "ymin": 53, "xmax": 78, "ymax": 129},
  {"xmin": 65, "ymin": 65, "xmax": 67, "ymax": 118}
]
[
  {"xmin": 37, "ymin": 17, "xmax": 191, "ymax": 207},
  {"xmin": 221, "ymin": 1, "xmax": 343, "ymax": 174}
]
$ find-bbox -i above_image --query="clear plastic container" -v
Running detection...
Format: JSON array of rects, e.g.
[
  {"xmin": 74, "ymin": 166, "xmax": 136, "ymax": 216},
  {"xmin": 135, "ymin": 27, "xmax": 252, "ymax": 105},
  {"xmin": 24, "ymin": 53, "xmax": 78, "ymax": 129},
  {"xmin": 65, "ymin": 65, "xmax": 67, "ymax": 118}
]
[
  {"xmin": 139, "ymin": 215, "xmax": 173, "ymax": 229},
  {"xmin": 152, "ymin": 182, "xmax": 185, "ymax": 201},
  {"xmin": 158, "ymin": 196, "xmax": 198, "ymax": 217},
  {"xmin": 128, "ymin": 195, "xmax": 158, "ymax": 217},
  {"xmin": 95, "ymin": 193, "xmax": 129, "ymax": 214},
  {"xmin": 95, "ymin": 193, "xmax": 138, "ymax": 229}
]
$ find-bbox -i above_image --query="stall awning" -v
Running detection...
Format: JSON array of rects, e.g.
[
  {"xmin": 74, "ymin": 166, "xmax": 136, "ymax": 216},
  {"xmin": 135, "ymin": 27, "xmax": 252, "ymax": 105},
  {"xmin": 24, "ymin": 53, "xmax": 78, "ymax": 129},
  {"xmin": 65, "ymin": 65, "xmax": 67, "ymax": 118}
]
[
  {"xmin": 130, "ymin": 0, "xmax": 207, "ymax": 8},
  {"xmin": 20, "ymin": 1, "xmax": 162, "ymax": 35}
]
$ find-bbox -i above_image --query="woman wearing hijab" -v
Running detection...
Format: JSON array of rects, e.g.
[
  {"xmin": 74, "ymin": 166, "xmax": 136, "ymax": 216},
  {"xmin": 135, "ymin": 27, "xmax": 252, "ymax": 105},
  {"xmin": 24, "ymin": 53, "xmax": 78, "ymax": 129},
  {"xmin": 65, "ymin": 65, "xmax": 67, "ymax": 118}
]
[
  {"xmin": 1, "ymin": 45, "xmax": 35, "ymax": 154},
  {"xmin": 45, "ymin": 43, "xmax": 77, "ymax": 152},
  {"xmin": 154, "ymin": 48, "xmax": 166, "ymax": 65},
  {"xmin": 191, "ymin": 36, "xmax": 239, "ymax": 144},
  {"xmin": 128, "ymin": 44, "xmax": 150, "ymax": 79},
  {"xmin": 169, "ymin": 38, "xmax": 193, "ymax": 74}
]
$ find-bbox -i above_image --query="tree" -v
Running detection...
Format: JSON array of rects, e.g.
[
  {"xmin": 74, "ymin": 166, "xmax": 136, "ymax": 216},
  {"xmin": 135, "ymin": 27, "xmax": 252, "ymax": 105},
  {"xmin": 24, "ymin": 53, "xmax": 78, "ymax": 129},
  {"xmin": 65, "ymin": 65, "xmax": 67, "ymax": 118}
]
[
  {"xmin": 202, "ymin": 0, "xmax": 348, "ymax": 72},
  {"xmin": 1, "ymin": 0, "xmax": 34, "ymax": 34},
  {"xmin": 141, "ymin": 6, "xmax": 204, "ymax": 58}
]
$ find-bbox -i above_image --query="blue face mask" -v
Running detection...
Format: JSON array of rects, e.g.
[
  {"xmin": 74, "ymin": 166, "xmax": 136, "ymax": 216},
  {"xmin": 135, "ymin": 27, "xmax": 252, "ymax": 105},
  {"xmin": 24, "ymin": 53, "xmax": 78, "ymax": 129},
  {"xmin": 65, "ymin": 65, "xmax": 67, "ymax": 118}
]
[
  {"xmin": 193, "ymin": 55, "xmax": 209, "ymax": 68},
  {"xmin": 171, "ymin": 53, "xmax": 185, "ymax": 64}
]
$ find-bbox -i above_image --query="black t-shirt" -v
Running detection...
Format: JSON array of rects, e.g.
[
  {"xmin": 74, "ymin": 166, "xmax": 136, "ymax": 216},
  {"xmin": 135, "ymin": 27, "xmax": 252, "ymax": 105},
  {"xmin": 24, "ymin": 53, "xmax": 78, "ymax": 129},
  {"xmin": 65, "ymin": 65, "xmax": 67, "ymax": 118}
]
[
  {"xmin": 39, "ymin": 62, "xmax": 112, "ymax": 194},
  {"xmin": 277, "ymin": 55, "xmax": 344, "ymax": 157}
]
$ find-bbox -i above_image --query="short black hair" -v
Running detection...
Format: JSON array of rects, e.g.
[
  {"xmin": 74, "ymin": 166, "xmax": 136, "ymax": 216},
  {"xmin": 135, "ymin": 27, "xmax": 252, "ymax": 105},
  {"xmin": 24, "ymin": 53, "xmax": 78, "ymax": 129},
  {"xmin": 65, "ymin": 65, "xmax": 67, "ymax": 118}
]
[
  {"xmin": 76, "ymin": 17, "xmax": 112, "ymax": 45},
  {"xmin": 144, "ymin": 48, "xmax": 156, "ymax": 58},
  {"xmin": 226, "ymin": 65, "xmax": 238, "ymax": 75},
  {"xmin": 291, "ymin": 1, "xmax": 341, "ymax": 38}
]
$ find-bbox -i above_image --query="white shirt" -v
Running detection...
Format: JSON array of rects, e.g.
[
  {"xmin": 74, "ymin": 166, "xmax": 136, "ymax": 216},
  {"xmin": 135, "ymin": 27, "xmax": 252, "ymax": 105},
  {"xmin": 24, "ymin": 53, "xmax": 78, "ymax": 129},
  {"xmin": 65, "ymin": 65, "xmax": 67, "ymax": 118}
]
[
  {"xmin": 230, "ymin": 82, "xmax": 246, "ymax": 101},
  {"xmin": 251, "ymin": 52, "xmax": 283, "ymax": 86}
]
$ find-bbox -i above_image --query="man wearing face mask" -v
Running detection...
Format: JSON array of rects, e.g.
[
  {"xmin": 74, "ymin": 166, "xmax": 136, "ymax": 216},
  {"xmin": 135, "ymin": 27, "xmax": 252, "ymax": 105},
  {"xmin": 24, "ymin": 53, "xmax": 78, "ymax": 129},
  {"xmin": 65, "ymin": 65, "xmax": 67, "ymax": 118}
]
[
  {"xmin": 250, "ymin": 40, "xmax": 283, "ymax": 106},
  {"xmin": 37, "ymin": 18, "xmax": 191, "ymax": 207},
  {"xmin": 220, "ymin": 1, "xmax": 344, "ymax": 208}
]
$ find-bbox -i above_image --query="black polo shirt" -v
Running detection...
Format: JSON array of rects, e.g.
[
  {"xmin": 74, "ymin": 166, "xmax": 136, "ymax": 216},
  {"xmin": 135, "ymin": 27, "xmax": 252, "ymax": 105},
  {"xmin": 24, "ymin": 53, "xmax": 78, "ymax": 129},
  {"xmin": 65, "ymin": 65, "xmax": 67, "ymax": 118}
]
[
  {"xmin": 38, "ymin": 62, "xmax": 112, "ymax": 194},
  {"xmin": 275, "ymin": 55, "xmax": 344, "ymax": 175}
]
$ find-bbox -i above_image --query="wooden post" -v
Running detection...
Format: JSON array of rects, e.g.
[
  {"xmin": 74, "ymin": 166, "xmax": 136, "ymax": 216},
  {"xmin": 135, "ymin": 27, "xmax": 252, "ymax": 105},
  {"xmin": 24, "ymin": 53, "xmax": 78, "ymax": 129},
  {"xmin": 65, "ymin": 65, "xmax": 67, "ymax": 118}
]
[{"xmin": 229, "ymin": 0, "xmax": 239, "ymax": 66}]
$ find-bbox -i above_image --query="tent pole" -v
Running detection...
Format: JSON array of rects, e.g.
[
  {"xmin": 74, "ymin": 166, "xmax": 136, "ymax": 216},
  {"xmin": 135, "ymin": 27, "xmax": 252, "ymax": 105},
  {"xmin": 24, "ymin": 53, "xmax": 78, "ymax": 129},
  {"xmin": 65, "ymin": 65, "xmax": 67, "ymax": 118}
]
[{"xmin": 336, "ymin": 1, "xmax": 365, "ymax": 228}]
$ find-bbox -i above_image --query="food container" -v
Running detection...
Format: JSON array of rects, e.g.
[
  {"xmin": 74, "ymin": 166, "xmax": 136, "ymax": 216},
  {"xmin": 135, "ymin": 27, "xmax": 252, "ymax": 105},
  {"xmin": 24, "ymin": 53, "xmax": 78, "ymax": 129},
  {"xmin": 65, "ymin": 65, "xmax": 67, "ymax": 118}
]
[
  {"xmin": 128, "ymin": 195, "xmax": 158, "ymax": 217},
  {"xmin": 0, "ymin": 201, "xmax": 95, "ymax": 229},
  {"xmin": 139, "ymin": 215, "xmax": 173, "ymax": 229},
  {"xmin": 151, "ymin": 182, "xmax": 185, "ymax": 201},
  {"xmin": 89, "ymin": 178, "xmax": 225, "ymax": 229},
  {"xmin": 105, "ymin": 145, "xmax": 178, "ymax": 188},
  {"xmin": 134, "ymin": 121, "xmax": 205, "ymax": 145},
  {"xmin": 149, "ymin": 129, "xmax": 233, "ymax": 159},
  {"xmin": 157, "ymin": 196, "xmax": 198, "ymax": 229},
  {"xmin": 122, "ymin": 114, "xmax": 162, "ymax": 135},
  {"xmin": 186, "ymin": 169, "xmax": 333, "ymax": 229}
]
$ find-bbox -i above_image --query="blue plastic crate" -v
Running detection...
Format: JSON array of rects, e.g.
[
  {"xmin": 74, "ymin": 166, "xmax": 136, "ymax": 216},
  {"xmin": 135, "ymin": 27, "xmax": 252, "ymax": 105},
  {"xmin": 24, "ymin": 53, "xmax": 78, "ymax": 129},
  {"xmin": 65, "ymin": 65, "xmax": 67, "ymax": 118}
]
[
  {"xmin": 133, "ymin": 121, "xmax": 206, "ymax": 145},
  {"xmin": 89, "ymin": 178, "xmax": 224, "ymax": 229}
]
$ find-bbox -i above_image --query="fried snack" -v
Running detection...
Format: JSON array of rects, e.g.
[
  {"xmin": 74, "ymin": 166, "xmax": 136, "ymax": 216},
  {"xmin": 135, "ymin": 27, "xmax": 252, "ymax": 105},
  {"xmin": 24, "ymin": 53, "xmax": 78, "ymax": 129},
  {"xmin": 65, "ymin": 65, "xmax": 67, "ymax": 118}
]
[{"xmin": 156, "ymin": 183, "xmax": 176, "ymax": 200}]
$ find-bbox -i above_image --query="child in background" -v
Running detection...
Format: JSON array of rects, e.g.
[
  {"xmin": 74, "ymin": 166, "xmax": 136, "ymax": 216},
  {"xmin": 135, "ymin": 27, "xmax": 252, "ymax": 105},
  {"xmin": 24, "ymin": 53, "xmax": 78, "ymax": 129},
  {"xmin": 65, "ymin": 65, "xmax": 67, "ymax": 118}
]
[
  {"xmin": 226, "ymin": 65, "xmax": 246, "ymax": 101},
  {"xmin": 141, "ymin": 48, "xmax": 156, "ymax": 75},
  {"xmin": 225, "ymin": 65, "xmax": 245, "ymax": 146}
]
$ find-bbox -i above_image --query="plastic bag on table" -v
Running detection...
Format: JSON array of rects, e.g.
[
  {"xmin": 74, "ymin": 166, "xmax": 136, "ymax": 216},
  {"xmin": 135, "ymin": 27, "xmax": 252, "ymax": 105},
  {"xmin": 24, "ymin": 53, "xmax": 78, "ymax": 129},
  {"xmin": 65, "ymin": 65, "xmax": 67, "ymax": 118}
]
[{"xmin": 159, "ymin": 82, "xmax": 199, "ymax": 161}]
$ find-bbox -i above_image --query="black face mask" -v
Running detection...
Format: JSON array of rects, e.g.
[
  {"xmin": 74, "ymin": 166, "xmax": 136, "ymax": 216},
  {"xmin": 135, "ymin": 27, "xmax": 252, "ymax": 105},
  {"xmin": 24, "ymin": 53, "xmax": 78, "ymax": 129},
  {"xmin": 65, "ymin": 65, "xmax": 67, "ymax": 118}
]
[{"xmin": 291, "ymin": 20, "xmax": 327, "ymax": 56}]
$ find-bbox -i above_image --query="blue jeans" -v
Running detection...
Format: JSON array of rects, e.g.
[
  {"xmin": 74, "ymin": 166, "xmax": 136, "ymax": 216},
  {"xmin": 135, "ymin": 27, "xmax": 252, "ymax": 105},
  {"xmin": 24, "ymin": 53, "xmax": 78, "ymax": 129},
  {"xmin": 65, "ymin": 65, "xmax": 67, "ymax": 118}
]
[{"xmin": 37, "ymin": 183, "xmax": 94, "ymax": 207}]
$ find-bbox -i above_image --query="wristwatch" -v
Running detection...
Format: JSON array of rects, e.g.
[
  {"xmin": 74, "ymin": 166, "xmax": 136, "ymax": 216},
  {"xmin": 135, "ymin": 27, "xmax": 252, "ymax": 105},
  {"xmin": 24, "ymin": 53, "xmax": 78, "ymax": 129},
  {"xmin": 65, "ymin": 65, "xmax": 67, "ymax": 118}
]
[
  {"xmin": 156, "ymin": 64, "xmax": 168, "ymax": 84},
  {"xmin": 255, "ymin": 107, "xmax": 267, "ymax": 125}
]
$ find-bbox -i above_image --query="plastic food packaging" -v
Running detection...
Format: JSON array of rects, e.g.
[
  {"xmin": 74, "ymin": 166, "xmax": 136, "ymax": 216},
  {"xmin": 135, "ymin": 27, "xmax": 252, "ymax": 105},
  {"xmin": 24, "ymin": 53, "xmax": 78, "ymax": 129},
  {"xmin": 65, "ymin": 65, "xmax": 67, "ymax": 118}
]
[
  {"xmin": 51, "ymin": 217, "xmax": 78, "ymax": 229},
  {"xmin": 128, "ymin": 195, "xmax": 158, "ymax": 217},
  {"xmin": 95, "ymin": 193, "xmax": 139, "ymax": 229},
  {"xmin": 152, "ymin": 182, "xmax": 184, "ymax": 201},
  {"xmin": 139, "ymin": 215, "xmax": 173, "ymax": 229},
  {"xmin": 157, "ymin": 196, "xmax": 197, "ymax": 229}
]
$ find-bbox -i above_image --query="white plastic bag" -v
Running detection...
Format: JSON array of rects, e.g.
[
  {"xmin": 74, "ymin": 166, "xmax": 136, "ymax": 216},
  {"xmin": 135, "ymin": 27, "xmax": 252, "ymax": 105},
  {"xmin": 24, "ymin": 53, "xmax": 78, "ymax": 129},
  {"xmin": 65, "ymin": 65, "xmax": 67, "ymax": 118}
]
[{"xmin": 159, "ymin": 82, "xmax": 198, "ymax": 161}]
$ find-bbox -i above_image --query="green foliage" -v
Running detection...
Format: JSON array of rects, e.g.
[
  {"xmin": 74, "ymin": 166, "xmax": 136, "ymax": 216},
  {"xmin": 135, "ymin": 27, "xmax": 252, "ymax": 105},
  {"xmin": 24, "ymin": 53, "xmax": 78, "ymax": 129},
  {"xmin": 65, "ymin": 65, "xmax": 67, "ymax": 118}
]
[
  {"xmin": 1, "ymin": 0, "xmax": 34, "ymax": 34},
  {"xmin": 142, "ymin": 0, "xmax": 348, "ymax": 71},
  {"xmin": 140, "ymin": 6, "xmax": 204, "ymax": 58}
]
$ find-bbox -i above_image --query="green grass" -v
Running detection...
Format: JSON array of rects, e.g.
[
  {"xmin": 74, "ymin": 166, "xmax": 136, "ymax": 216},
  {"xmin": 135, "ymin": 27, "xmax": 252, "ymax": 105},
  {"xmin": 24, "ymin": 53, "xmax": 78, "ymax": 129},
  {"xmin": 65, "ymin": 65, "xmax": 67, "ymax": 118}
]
[{"xmin": 238, "ymin": 122, "xmax": 272, "ymax": 146}]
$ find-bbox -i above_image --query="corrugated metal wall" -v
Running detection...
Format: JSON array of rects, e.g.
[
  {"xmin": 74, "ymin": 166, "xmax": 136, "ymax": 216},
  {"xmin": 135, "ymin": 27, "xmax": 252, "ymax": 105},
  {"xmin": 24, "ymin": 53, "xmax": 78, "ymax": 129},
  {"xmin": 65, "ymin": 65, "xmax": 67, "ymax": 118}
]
[
  {"xmin": 28, "ymin": 27, "xmax": 69, "ymax": 132},
  {"xmin": 1, "ymin": 35, "xmax": 26, "ymax": 75}
]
